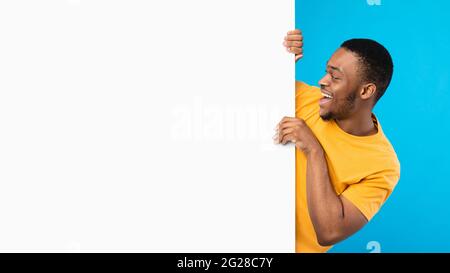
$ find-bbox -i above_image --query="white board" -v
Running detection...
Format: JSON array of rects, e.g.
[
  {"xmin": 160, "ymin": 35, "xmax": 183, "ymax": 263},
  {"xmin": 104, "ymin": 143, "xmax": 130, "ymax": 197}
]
[{"xmin": 0, "ymin": 0, "xmax": 294, "ymax": 252}]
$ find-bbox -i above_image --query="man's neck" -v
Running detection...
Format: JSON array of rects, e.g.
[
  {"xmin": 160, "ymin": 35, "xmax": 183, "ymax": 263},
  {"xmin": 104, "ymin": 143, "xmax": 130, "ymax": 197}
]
[{"xmin": 335, "ymin": 111, "xmax": 377, "ymax": 137}]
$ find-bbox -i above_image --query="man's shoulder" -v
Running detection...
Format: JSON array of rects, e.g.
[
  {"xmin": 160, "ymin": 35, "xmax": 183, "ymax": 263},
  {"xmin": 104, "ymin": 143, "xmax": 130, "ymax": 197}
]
[
  {"xmin": 295, "ymin": 81, "xmax": 321, "ymax": 120},
  {"xmin": 376, "ymin": 122, "xmax": 400, "ymax": 167},
  {"xmin": 370, "ymin": 130, "xmax": 401, "ymax": 179},
  {"xmin": 295, "ymin": 80, "xmax": 320, "ymax": 93}
]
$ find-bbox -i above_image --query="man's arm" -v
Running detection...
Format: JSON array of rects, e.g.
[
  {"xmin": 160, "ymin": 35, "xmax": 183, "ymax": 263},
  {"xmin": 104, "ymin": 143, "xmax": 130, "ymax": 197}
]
[
  {"xmin": 281, "ymin": 30, "xmax": 368, "ymax": 246},
  {"xmin": 276, "ymin": 117, "xmax": 367, "ymax": 246},
  {"xmin": 306, "ymin": 148, "xmax": 367, "ymax": 246}
]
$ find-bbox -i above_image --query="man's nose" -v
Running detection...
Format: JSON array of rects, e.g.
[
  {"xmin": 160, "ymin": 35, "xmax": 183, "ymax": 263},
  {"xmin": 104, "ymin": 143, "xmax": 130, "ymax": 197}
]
[{"xmin": 318, "ymin": 74, "xmax": 329, "ymax": 87}]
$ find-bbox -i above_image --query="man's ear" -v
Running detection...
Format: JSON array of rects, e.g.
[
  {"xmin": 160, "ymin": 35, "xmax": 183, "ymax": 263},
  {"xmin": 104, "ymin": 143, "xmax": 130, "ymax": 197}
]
[{"xmin": 360, "ymin": 83, "xmax": 377, "ymax": 101}]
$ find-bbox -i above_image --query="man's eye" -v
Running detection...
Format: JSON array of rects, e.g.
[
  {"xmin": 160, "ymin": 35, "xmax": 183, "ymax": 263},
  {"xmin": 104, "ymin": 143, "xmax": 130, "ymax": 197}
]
[{"xmin": 325, "ymin": 70, "xmax": 339, "ymax": 80}]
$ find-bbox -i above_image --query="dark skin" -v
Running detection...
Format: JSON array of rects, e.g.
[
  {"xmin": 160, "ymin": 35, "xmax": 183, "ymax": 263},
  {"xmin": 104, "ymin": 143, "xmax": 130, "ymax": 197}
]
[{"xmin": 276, "ymin": 29, "xmax": 378, "ymax": 246}]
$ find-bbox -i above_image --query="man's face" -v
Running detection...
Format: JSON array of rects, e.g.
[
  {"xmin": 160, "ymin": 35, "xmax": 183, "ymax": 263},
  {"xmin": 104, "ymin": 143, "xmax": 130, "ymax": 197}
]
[{"xmin": 318, "ymin": 47, "xmax": 362, "ymax": 121}]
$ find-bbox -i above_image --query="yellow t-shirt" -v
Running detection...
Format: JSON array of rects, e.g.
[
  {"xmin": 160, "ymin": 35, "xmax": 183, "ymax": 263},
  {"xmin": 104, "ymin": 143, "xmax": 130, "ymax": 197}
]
[{"xmin": 295, "ymin": 81, "xmax": 401, "ymax": 253}]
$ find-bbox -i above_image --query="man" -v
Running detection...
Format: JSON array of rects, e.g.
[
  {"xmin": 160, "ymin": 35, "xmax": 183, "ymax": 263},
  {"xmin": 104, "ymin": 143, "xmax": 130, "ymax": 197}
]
[{"xmin": 275, "ymin": 29, "xmax": 400, "ymax": 252}]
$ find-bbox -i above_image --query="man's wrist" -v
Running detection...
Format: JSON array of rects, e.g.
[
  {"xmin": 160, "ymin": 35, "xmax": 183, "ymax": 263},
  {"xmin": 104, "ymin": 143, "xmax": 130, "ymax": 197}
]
[{"xmin": 306, "ymin": 146, "xmax": 324, "ymax": 159}]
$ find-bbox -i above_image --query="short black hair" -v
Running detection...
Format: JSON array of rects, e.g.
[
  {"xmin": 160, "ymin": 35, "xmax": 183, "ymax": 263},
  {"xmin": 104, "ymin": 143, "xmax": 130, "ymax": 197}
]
[{"xmin": 340, "ymin": 39, "xmax": 393, "ymax": 104}]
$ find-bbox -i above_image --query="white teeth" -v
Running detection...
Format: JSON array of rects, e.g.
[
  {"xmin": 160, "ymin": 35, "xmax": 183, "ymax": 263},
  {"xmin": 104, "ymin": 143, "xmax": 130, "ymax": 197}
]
[{"xmin": 321, "ymin": 92, "xmax": 333, "ymax": 99}]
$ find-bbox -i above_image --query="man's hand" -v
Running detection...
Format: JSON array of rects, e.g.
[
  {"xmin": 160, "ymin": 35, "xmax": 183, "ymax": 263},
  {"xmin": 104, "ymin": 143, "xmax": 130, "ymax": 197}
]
[
  {"xmin": 274, "ymin": 117, "xmax": 322, "ymax": 155},
  {"xmin": 283, "ymin": 29, "xmax": 303, "ymax": 62},
  {"xmin": 275, "ymin": 117, "xmax": 367, "ymax": 246}
]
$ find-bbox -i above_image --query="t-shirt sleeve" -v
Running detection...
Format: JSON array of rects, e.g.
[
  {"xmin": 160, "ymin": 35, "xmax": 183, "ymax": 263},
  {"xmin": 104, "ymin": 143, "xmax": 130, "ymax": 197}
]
[
  {"xmin": 340, "ymin": 168, "xmax": 400, "ymax": 221},
  {"xmin": 295, "ymin": 81, "xmax": 322, "ymax": 120}
]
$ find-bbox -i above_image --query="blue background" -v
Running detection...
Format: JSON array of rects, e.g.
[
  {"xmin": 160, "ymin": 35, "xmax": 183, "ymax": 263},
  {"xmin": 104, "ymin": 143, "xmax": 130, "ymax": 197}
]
[{"xmin": 296, "ymin": 0, "xmax": 450, "ymax": 252}]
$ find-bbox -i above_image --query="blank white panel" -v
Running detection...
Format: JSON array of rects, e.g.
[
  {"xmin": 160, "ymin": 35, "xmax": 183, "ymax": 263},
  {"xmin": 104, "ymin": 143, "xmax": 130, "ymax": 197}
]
[{"xmin": 0, "ymin": 0, "xmax": 294, "ymax": 252}]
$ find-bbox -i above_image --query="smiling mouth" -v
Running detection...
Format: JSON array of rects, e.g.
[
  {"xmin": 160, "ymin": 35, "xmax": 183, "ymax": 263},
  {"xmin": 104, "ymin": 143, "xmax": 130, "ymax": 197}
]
[
  {"xmin": 319, "ymin": 90, "xmax": 333, "ymax": 106},
  {"xmin": 321, "ymin": 90, "xmax": 333, "ymax": 99}
]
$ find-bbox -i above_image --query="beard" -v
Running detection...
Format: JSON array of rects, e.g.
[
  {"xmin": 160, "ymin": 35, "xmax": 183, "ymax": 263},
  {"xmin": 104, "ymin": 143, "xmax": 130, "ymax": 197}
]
[
  {"xmin": 320, "ymin": 91, "xmax": 357, "ymax": 121},
  {"xmin": 320, "ymin": 111, "xmax": 334, "ymax": 121}
]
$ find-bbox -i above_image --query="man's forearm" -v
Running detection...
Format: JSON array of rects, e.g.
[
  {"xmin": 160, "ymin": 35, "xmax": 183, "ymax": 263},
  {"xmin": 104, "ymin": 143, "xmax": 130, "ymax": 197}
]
[
  {"xmin": 305, "ymin": 148, "xmax": 346, "ymax": 246},
  {"xmin": 276, "ymin": 116, "xmax": 366, "ymax": 245}
]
